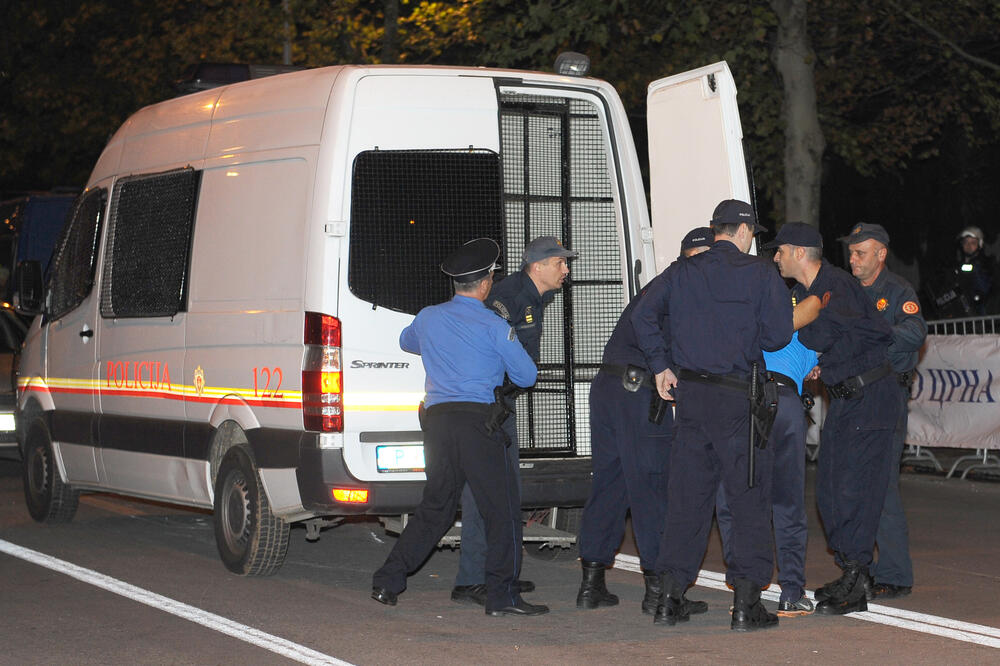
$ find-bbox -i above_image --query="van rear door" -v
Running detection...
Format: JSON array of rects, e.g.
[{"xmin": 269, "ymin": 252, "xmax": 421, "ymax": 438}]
[{"xmin": 646, "ymin": 61, "xmax": 751, "ymax": 273}]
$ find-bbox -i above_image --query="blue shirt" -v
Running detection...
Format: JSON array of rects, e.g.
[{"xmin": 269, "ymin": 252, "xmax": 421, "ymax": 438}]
[
  {"xmin": 400, "ymin": 294, "xmax": 537, "ymax": 407},
  {"xmin": 631, "ymin": 240, "xmax": 794, "ymax": 377},
  {"xmin": 601, "ymin": 271, "xmax": 669, "ymax": 370},
  {"xmin": 763, "ymin": 332, "xmax": 818, "ymax": 394}
]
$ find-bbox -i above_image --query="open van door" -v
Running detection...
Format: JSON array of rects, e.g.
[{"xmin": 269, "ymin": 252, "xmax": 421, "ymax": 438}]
[{"xmin": 646, "ymin": 61, "xmax": 751, "ymax": 274}]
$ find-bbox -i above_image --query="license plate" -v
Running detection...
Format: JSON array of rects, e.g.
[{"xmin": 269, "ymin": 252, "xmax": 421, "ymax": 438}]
[{"xmin": 376, "ymin": 445, "xmax": 425, "ymax": 473}]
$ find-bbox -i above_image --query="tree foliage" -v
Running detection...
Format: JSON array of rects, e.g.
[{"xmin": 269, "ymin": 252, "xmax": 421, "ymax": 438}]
[{"xmin": 2, "ymin": 0, "xmax": 998, "ymax": 244}]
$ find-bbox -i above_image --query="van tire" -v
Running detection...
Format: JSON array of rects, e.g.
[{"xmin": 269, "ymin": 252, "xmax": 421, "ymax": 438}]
[
  {"xmin": 22, "ymin": 420, "xmax": 79, "ymax": 523},
  {"xmin": 213, "ymin": 447, "xmax": 290, "ymax": 576}
]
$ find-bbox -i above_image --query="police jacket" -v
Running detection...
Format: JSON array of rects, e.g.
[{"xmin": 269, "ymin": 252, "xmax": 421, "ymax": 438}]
[
  {"xmin": 864, "ymin": 268, "xmax": 927, "ymax": 373},
  {"xmin": 601, "ymin": 273, "xmax": 669, "ymax": 370},
  {"xmin": 955, "ymin": 250, "xmax": 995, "ymax": 315},
  {"xmin": 631, "ymin": 240, "xmax": 793, "ymax": 377},
  {"xmin": 488, "ymin": 270, "xmax": 553, "ymax": 362},
  {"xmin": 400, "ymin": 295, "xmax": 537, "ymax": 407},
  {"xmin": 793, "ymin": 260, "xmax": 893, "ymax": 386}
]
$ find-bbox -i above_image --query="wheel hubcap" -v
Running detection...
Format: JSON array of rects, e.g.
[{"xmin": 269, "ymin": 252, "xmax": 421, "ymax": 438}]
[{"xmin": 222, "ymin": 471, "xmax": 251, "ymax": 552}]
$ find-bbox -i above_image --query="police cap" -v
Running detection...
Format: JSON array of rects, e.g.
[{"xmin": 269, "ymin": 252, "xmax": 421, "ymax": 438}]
[
  {"xmin": 761, "ymin": 221, "xmax": 823, "ymax": 249},
  {"xmin": 710, "ymin": 199, "xmax": 767, "ymax": 233},
  {"xmin": 441, "ymin": 238, "xmax": 501, "ymax": 283},
  {"xmin": 838, "ymin": 222, "xmax": 890, "ymax": 246},
  {"xmin": 680, "ymin": 226, "xmax": 714, "ymax": 252},
  {"xmin": 520, "ymin": 236, "xmax": 579, "ymax": 269}
]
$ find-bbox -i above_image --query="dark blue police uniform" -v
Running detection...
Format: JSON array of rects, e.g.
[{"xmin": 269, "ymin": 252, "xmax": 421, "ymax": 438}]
[
  {"xmin": 579, "ymin": 275, "xmax": 672, "ymax": 573},
  {"xmin": 864, "ymin": 268, "xmax": 927, "ymax": 593},
  {"xmin": 793, "ymin": 260, "xmax": 901, "ymax": 608},
  {"xmin": 631, "ymin": 240, "xmax": 793, "ymax": 603},
  {"xmin": 371, "ymin": 241, "xmax": 541, "ymax": 615},
  {"xmin": 453, "ymin": 269, "xmax": 551, "ymax": 590}
]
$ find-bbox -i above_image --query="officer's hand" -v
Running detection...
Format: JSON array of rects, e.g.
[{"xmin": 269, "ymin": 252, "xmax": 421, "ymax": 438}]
[
  {"xmin": 806, "ymin": 365, "xmax": 821, "ymax": 381},
  {"xmin": 656, "ymin": 368, "xmax": 677, "ymax": 401}
]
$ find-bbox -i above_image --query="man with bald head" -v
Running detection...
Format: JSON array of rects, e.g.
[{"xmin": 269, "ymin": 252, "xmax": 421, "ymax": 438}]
[{"xmin": 840, "ymin": 223, "xmax": 927, "ymax": 600}]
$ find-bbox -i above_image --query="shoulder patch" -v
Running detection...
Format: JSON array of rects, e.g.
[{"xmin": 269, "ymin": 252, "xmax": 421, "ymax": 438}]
[
  {"xmin": 507, "ymin": 326, "xmax": 516, "ymax": 341},
  {"xmin": 902, "ymin": 301, "xmax": 919, "ymax": 315},
  {"xmin": 876, "ymin": 297, "xmax": 888, "ymax": 312},
  {"xmin": 492, "ymin": 300, "xmax": 511, "ymax": 321}
]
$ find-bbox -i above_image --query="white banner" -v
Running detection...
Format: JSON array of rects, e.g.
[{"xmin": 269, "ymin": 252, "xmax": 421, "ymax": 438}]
[{"xmin": 907, "ymin": 335, "xmax": 1000, "ymax": 449}]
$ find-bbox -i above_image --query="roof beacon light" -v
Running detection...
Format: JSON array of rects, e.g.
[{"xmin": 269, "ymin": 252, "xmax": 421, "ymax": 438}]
[{"xmin": 555, "ymin": 51, "xmax": 590, "ymax": 77}]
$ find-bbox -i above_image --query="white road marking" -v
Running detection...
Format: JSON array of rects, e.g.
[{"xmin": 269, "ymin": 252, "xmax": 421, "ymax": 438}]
[
  {"xmin": 615, "ymin": 553, "xmax": 1000, "ymax": 648},
  {"xmin": 0, "ymin": 539, "xmax": 354, "ymax": 666}
]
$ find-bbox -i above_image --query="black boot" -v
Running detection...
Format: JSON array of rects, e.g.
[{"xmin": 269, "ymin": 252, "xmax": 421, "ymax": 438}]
[
  {"xmin": 576, "ymin": 560, "xmax": 620, "ymax": 609},
  {"xmin": 653, "ymin": 572, "xmax": 691, "ymax": 626},
  {"xmin": 642, "ymin": 571, "xmax": 661, "ymax": 615},
  {"xmin": 731, "ymin": 578, "xmax": 779, "ymax": 632},
  {"xmin": 815, "ymin": 562, "xmax": 870, "ymax": 615},
  {"xmin": 815, "ymin": 560, "xmax": 874, "ymax": 602}
]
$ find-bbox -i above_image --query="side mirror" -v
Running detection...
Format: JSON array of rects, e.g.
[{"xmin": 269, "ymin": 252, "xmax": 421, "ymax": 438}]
[{"xmin": 14, "ymin": 260, "xmax": 44, "ymax": 316}]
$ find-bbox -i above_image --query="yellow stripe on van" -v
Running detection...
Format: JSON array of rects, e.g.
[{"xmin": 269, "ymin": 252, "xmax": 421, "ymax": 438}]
[{"xmin": 343, "ymin": 392, "xmax": 423, "ymax": 411}]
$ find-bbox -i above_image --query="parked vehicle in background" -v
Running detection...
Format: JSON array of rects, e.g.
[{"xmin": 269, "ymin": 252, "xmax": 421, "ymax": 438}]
[{"xmin": 0, "ymin": 192, "xmax": 75, "ymax": 448}]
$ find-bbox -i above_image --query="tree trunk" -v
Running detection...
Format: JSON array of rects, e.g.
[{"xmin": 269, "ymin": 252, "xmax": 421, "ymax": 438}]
[
  {"xmin": 770, "ymin": 0, "xmax": 825, "ymax": 227},
  {"xmin": 383, "ymin": 0, "xmax": 399, "ymax": 64}
]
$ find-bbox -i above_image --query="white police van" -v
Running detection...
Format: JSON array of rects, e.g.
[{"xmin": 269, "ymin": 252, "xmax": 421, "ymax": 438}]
[{"xmin": 15, "ymin": 60, "xmax": 750, "ymax": 575}]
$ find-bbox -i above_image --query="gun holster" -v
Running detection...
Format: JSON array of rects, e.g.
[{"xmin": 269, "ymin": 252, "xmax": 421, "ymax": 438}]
[
  {"xmin": 648, "ymin": 392, "xmax": 668, "ymax": 425},
  {"xmin": 486, "ymin": 382, "xmax": 523, "ymax": 446},
  {"xmin": 749, "ymin": 370, "xmax": 778, "ymax": 450}
]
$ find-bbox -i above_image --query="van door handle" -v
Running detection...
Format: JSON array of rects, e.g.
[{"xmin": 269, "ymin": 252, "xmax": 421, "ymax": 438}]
[{"xmin": 79, "ymin": 329, "xmax": 94, "ymax": 338}]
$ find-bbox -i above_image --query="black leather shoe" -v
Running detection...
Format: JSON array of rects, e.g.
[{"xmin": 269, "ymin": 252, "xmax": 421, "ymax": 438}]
[
  {"xmin": 517, "ymin": 579, "xmax": 536, "ymax": 594},
  {"xmin": 451, "ymin": 584, "xmax": 487, "ymax": 606},
  {"xmin": 486, "ymin": 599, "xmax": 550, "ymax": 617},
  {"xmin": 871, "ymin": 583, "xmax": 912, "ymax": 599},
  {"xmin": 683, "ymin": 595, "xmax": 709, "ymax": 615},
  {"xmin": 371, "ymin": 586, "xmax": 398, "ymax": 606}
]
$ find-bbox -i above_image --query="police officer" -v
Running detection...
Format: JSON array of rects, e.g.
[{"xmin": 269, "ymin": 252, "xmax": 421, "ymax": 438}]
[
  {"xmin": 451, "ymin": 236, "xmax": 578, "ymax": 606},
  {"xmin": 841, "ymin": 223, "xmax": 927, "ymax": 600},
  {"xmin": 371, "ymin": 239, "xmax": 548, "ymax": 616},
  {"xmin": 679, "ymin": 227, "xmax": 713, "ymax": 258},
  {"xmin": 631, "ymin": 200, "xmax": 794, "ymax": 632},
  {"xmin": 955, "ymin": 226, "xmax": 995, "ymax": 315},
  {"xmin": 575, "ymin": 259, "xmax": 708, "ymax": 616},
  {"xmin": 716, "ymin": 325, "xmax": 819, "ymax": 617},
  {"xmin": 769, "ymin": 222, "xmax": 901, "ymax": 616}
]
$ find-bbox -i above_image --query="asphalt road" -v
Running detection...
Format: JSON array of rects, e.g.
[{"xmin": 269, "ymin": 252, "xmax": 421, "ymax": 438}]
[{"xmin": 1, "ymin": 448, "xmax": 998, "ymax": 665}]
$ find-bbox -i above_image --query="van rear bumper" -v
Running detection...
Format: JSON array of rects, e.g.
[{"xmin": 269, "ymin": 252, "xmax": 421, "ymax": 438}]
[{"xmin": 295, "ymin": 445, "xmax": 592, "ymax": 516}]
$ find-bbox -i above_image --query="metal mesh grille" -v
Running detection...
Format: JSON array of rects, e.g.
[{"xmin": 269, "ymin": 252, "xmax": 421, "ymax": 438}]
[
  {"xmin": 101, "ymin": 169, "xmax": 200, "ymax": 318},
  {"xmin": 501, "ymin": 92, "xmax": 626, "ymax": 458},
  {"xmin": 48, "ymin": 189, "xmax": 104, "ymax": 320},
  {"xmin": 349, "ymin": 150, "xmax": 504, "ymax": 315}
]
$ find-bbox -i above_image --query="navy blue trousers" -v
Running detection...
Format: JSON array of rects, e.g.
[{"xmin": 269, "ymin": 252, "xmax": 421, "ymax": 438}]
[
  {"xmin": 717, "ymin": 385, "xmax": 807, "ymax": 601},
  {"xmin": 578, "ymin": 372, "xmax": 672, "ymax": 571},
  {"xmin": 455, "ymin": 415, "xmax": 521, "ymax": 586},
  {"xmin": 816, "ymin": 376, "xmax": 901, "ymax": 568},
  {"xmin": 872, "ymin": 385, "xmax": 914, "ymax": 586},
  {"xmin": 372, "ymin": 404, "xmax": 522, "ymax": 610},
  {"xmin": 655, "ymin": 381, "xmax": 775, "ymax": 589}
]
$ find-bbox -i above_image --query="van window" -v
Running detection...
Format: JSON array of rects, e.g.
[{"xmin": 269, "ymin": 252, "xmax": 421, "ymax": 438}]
[
  {"xmin": 47, "ymin": 188, "xmax": 106, "ymax": 320},
  {"xmin": 348, "ymin": 149, "xmax": 504, "ymax": 315},
  {"xmin": 100, "ymin": 169, "xmax": 201, "ymax": 318}
]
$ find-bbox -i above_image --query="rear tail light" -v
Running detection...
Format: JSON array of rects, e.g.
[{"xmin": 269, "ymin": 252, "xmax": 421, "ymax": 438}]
[
  {"xmin": 303, "ymin": 312, "xmax": 343, "ymax": 432},
  {"xmin": 332, "ymin": 488, "xmax": 369, "ymax": 504}
]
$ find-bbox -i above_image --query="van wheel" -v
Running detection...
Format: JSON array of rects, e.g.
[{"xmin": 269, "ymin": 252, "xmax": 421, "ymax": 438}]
[
  {"xmin": 213, "ymin": 447, "xmax": 290, "ymax": 576},
  {"xmin": 22, "ymin": 420, "xmax": 79, "ymax": 523}
]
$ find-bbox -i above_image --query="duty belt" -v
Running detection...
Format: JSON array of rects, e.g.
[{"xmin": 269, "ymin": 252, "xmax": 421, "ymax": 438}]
[
  {"xmin": 600, "ymin": 363, "xmax": 656, "ymax": 391},
  {"xmin": 767, "ymin": 371, "xmax": 798, "ymax": 395},
  {"xmin": 677, "ymin": 368, "xmax": 749, "ymax": 393},
  {"xmin": 825, "ymin": 362, "xmax": 894, "ymax": 400}
]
